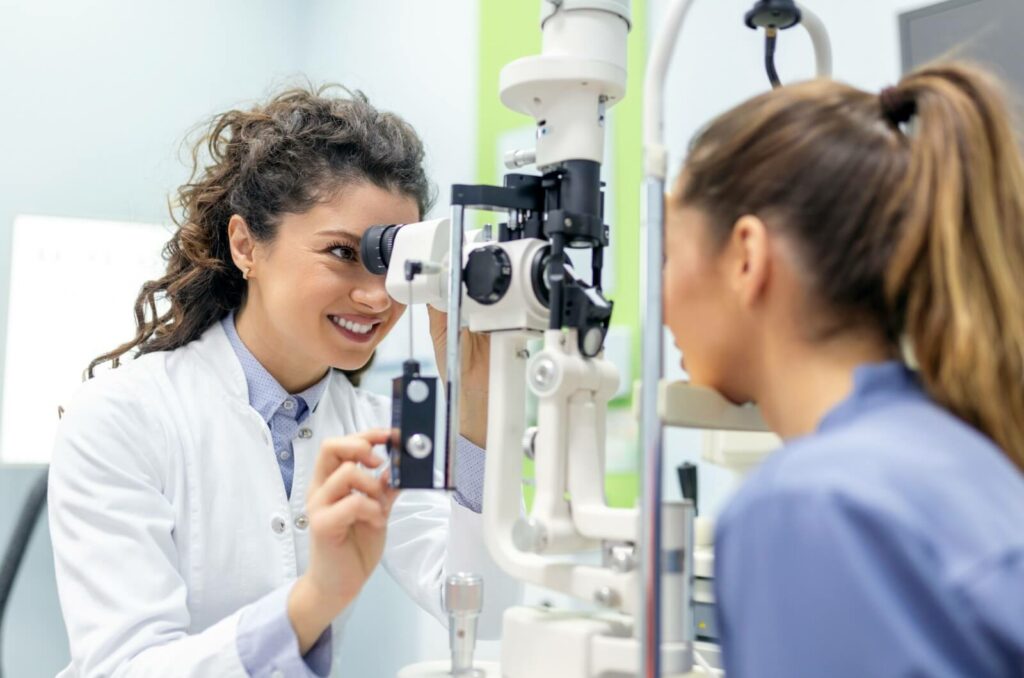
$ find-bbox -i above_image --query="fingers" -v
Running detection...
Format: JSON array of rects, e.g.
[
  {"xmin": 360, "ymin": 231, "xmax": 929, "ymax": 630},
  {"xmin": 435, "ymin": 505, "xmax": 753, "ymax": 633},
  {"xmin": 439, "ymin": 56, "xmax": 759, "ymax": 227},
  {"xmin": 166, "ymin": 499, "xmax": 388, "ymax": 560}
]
[
  {"xmin": 310, "ymin": 493, "xmax": 388, "ymax": 541},
  {"xmin": 312, "ymin": 429, "xmax": 391, "ymax": 488},
  {"xmin": 376, "ymin": 467, "xmax": 400, "ymax": 515},
  {"xmin": 309, "ymin": 461, "xmax": 386, "ymax": 511},
  {"xmin": 427, "ymin": 307, "xmax": 447, "ymax": 337},
  {"xmin": 382, "ymin": 487, "xmax": 400, "ymax": 515}
]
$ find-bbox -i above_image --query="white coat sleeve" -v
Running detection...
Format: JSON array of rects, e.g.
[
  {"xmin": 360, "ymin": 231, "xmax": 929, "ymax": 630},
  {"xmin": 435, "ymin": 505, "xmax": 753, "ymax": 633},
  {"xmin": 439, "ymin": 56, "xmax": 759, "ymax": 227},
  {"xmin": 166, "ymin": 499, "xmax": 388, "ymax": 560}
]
[{"xmin": 48, "ymin": 375, "xmax": 251, "ymax": 677}]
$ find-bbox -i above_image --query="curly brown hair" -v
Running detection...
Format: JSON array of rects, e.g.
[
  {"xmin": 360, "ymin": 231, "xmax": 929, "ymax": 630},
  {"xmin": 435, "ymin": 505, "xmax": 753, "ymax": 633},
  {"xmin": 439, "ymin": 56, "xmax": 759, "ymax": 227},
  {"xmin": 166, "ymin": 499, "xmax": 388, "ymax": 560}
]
[{"xmin": 87, "ymin": 84, "xmax": 433, "ymax": 385}]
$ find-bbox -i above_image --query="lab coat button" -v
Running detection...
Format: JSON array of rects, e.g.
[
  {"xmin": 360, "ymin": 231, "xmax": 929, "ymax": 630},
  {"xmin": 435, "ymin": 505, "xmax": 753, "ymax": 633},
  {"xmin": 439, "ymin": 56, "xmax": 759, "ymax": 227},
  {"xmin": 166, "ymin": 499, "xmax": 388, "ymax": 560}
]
[
  {"xmin": 271, "ymin": 516, "xmax": 287, "ymax": 534},
  {"xmin": 295, "ymin": 513, "xmax": 309, "ymax": 530},
  {"xmin": 278, "ymin": 449, "xmax": 291, "ymax": 461},
  {"xmin": 283, "ymin": 399, "xmax": 296, "ymax": 411},
  {"xmin": 298, "ymin": 428, "xmax": 313, "ymax": 439}
]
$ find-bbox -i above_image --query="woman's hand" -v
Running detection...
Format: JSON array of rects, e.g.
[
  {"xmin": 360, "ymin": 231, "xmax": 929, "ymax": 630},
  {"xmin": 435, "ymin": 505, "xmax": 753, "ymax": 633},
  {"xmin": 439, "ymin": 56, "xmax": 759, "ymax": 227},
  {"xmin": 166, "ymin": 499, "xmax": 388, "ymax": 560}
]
[
  {"xmin": 288, "ymin": 429, "xmax": 398, "ymax": 653},
  {"xmin": 427, "ymin": 307, "xmax": 490, "ymax": 448}
]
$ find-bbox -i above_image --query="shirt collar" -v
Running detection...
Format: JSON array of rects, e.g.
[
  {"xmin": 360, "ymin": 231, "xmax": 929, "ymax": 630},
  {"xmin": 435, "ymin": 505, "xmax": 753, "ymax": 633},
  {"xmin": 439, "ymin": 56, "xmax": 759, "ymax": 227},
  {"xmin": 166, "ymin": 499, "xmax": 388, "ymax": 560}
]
[
  {"xmin": 817, "ymin": 360, "xmax": 921, "ymax": 433},
  {"xmin": 221, "ymin": 312, "xmax": 330, "ymax": 424}
]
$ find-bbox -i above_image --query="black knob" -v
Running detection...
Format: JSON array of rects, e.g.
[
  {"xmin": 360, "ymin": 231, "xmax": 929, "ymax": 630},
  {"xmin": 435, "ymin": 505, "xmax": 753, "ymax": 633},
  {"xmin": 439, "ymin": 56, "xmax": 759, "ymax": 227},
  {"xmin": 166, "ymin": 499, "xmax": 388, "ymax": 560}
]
[{"xmin": 464, "ymin": 246, "xmax": 512, "ymax": 306}]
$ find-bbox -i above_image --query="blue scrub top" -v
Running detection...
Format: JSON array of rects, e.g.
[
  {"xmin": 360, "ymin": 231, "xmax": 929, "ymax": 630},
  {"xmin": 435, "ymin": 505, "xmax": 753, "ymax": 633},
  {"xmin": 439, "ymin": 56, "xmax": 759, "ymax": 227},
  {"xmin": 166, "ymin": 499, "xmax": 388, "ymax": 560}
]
[{"xmin": 715, "ymin": 361, "xmax": 1024, "ymax": 677}]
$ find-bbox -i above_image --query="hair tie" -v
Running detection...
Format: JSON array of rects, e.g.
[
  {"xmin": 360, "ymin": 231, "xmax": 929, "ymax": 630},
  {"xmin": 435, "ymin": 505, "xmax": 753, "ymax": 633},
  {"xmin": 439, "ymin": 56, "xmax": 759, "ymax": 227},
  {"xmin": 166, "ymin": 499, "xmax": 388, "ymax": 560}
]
[{"xmin": 880, "ymin": 86, "xmax": 916, "ymax": 126}]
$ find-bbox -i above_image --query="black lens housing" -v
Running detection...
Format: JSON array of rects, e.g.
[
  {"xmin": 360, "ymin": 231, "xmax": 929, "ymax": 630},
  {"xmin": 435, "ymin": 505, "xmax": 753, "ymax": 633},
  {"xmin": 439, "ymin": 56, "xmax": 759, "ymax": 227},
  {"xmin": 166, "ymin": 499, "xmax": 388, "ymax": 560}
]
[{"xmin": 361, "ymin": 224, "xmax": 403, "ymax": 275}]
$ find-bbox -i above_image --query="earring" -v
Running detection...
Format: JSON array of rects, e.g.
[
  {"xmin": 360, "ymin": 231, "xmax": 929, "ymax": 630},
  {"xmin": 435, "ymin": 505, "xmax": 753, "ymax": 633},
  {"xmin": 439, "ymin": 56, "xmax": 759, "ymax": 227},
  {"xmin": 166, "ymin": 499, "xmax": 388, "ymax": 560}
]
[{"xmin": 242, "ymin": 267, "xmax": 251, "ymax": 280}]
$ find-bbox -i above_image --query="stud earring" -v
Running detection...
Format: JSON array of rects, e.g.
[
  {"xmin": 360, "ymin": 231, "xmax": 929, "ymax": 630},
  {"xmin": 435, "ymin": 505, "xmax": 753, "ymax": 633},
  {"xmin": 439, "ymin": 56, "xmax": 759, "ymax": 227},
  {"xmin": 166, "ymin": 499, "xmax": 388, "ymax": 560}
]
[{"xmin": 242, "ymin": 267, "xmax": 251, "ymax": 280}]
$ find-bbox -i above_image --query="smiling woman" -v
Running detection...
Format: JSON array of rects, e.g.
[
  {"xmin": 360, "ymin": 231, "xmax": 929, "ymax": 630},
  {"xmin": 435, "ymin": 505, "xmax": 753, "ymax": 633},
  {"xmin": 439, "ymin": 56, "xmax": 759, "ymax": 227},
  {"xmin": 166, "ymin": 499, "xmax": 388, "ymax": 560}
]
[
  {"xmin": 47, "ymin": 85, "xmax": 518, "ymax": 678},
  {"xmin": 227, "ymin": 183, "xmax": 418, "ymax": 392},
  {"xmin": 87, "ymin": 85, "xmax": 432, "ymax": 387}
]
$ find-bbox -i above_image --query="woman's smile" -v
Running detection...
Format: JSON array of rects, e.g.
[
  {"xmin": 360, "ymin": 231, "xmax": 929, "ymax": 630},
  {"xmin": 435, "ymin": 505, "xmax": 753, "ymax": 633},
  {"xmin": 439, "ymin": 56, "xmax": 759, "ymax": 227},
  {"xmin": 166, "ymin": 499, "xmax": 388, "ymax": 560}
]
[{"xmin": 328, "ymin": 313, "xmax": 383, "ymax": 344}]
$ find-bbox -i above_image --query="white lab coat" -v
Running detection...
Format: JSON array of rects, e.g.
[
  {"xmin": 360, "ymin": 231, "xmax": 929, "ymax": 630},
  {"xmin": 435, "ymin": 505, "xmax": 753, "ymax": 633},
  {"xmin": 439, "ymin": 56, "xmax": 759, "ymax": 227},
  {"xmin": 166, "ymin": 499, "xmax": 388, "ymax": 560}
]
[{"xmin": 48, "ymin": 321, "xmax": 518, "ymax": 677}]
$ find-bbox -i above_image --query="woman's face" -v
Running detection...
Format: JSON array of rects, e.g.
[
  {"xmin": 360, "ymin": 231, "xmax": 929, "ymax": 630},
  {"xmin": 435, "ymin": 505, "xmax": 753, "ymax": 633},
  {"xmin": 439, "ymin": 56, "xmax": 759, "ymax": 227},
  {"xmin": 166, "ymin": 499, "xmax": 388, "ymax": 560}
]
[
  {"xmin": 663, "ymin": 196, "xmax": 757, "ymax": 402},
  {"xmin": 242, "ymin": 182, "xmax": 417, "ymax": 377}
]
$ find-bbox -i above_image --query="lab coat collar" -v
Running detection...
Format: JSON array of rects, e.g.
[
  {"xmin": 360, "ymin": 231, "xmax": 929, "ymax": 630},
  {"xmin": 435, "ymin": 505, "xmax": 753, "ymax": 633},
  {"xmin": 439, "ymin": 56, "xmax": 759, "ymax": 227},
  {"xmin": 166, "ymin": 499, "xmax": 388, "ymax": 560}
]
[
  {"xmin": 219, "ymin": 312, "xmax": 330, "ymax": 422},
  {"xmin": 189, "ymin": 319, "xmax": 348, "ymax": 414},
  {"xmin": 188, "ymin": 319, "xmax": 255, "ymax": 403}
]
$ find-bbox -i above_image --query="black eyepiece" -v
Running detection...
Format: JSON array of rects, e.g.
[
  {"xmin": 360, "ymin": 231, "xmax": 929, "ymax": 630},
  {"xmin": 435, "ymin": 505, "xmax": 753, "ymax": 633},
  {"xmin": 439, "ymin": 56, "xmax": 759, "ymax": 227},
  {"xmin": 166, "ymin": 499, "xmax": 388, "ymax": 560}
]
[{"xmin": 361, "ymin": 224, "xmax": 404, "ymax": 275}]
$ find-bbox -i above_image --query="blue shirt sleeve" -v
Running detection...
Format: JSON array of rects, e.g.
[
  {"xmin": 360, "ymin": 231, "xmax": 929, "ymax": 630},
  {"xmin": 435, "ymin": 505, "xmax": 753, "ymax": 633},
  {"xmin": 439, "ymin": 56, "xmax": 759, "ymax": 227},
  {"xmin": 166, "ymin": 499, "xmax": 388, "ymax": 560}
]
[
  {"xmin": 236, "ymin": 581, "xmax": 332, "ymax": 677},
  {"xmin": 452, "ymin": 435, "xmax": 486, "ymax": 514},
  {"xmin": 714, "ymin": 487, "xmax": 991, "ymax": 678}
]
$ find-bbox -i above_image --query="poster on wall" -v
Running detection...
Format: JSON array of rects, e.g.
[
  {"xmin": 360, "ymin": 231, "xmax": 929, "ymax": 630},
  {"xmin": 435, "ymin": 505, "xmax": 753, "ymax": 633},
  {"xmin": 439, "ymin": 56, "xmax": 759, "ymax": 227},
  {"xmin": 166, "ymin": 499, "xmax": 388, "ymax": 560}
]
[{"xmin": 1, "ymin": 214, "xmax": 170, "ymax": 464}]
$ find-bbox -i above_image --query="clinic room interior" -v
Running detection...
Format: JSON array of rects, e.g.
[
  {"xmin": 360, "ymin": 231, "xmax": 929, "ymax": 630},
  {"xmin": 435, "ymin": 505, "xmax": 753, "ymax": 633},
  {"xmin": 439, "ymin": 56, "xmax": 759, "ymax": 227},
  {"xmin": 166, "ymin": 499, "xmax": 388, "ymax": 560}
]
[{"xmin": 1, "ymin": 1, "xmax": 1023, "ymax": 677}]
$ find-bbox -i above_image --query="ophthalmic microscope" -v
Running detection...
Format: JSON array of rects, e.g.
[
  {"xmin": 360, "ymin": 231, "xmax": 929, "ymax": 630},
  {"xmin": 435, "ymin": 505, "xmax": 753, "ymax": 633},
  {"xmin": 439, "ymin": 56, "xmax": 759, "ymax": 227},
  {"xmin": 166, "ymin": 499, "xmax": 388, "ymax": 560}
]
[{"xmin": 356, "ymin": 1, "xmax": 832, "ymax": 676}]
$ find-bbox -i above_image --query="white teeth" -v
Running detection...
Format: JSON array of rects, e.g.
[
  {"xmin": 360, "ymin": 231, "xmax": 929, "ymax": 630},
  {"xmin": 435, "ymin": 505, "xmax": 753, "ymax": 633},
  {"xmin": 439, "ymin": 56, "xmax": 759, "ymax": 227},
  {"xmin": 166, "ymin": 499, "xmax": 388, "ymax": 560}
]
[{"xmin": 331, "ymin": 316, "xmax": 373, "ymax": 335}]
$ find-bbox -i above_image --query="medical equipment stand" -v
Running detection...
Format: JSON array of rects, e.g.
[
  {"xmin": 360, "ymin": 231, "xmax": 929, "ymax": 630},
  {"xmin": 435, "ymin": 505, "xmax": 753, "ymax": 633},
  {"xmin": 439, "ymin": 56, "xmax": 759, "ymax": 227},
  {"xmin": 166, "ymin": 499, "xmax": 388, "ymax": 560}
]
[{"xmin": 391, "ymin": 1, "xmax": 831, "ymax": 675}]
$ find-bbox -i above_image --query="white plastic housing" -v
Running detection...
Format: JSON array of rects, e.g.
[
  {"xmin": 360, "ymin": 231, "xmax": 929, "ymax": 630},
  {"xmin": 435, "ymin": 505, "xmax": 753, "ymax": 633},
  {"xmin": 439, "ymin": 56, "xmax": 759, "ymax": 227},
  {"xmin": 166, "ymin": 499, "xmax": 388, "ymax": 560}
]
[
  {"xmin": 500, "ymin": 3, "xmax": 630, "ymax": 167},
  {"xmin": 383, "ymin": 218, "xmax": 451, "ymax": 307},
  {"xmin": 464, "ymin": 239, "xmax": 550, "ymax": 334},
  {"xmin": 701, "ymin": 430, "xmax": 781, "ymax": 475},
  {"xmin": 383, "ymin": 218, "xmax": 551, "ymax": 333}
]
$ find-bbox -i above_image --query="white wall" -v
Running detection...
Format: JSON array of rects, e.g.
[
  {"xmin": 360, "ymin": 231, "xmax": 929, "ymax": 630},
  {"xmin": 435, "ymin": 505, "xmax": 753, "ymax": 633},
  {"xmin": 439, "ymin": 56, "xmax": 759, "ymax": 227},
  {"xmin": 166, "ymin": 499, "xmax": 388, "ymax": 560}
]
[{"xmin": 0, "ymin": 0, "xmax": 307, "ymax": 426}]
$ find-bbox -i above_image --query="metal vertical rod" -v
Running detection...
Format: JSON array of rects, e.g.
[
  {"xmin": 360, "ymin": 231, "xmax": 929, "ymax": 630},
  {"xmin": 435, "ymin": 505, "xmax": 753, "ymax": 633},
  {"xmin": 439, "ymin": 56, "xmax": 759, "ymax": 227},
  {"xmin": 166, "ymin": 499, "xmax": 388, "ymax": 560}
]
[
  {"xmin": 408, "ymin": 277, "xmax": 415, "ymax": 362},
  {"xmin": 639, "ymin": 177, "xmax": 666, "ymax": 677},
  {"xmin": 641, "ymin": 1, "xmax": 699, "ymax": 672},
  {"xmin": 444, "ymin": 205, "xmax": 466, "ymax": 491}
]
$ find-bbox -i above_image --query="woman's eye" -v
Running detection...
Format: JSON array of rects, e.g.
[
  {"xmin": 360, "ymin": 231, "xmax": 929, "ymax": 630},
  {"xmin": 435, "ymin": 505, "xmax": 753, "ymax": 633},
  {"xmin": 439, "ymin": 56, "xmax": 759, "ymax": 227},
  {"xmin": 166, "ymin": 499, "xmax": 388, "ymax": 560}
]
[{"xmin": 330, "ymin": 245, "xmax": 358, "ymax": 262}]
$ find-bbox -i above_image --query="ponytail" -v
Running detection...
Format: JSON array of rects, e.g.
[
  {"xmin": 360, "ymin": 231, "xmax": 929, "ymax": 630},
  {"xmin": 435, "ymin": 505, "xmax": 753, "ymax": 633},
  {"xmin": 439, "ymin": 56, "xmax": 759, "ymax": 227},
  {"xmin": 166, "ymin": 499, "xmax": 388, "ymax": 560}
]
[{"xmin": 885, "ymin": 63, "xmax": 1024, "ymax": 470}]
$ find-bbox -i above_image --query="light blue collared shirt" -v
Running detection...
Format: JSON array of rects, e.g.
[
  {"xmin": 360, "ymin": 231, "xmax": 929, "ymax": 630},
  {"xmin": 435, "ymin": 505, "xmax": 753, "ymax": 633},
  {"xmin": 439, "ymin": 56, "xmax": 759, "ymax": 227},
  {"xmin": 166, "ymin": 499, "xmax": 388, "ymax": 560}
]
[
  {"xmin": 224, "ymin": 312, "xmax": 488, "ymax": 677},
  {"xmin": 715, "ymin": 361, "xmax": 1024, "ymax": 677},
  {"xmin": 222, "ymin": 312, "xmax": 329, "ymax": 499}
]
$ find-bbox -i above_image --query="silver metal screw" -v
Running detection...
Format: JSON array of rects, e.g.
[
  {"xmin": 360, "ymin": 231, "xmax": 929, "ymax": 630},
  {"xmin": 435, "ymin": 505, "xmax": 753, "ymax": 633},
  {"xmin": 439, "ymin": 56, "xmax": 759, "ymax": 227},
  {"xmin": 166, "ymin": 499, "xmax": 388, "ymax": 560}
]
[
  {"xmin": 512, "ymin": 517, "xmax": 548, "ymax": 553},
  {"xmin": 406, "ymin": 433, "xmax": 433, "ymax": 460},
  {"xmin": 521, "ymin": 427, "xmax": 538, "ymax": 461},
  {"xmin": 530, "ymin": 357, "xmax": 557, "ymax": 391},
  {"xmin": 594, "ymin": 586, "xmax": 620, "ymax": 608}
]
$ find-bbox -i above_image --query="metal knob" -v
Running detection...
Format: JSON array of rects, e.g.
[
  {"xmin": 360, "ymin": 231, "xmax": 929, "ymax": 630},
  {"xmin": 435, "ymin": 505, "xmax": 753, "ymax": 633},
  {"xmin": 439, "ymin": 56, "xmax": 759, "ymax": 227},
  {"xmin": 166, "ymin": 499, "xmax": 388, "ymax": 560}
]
[
  {"xmin": 504, "ymin": 148, "xmax": 537, "ymax": 169},
  {"xmin": 521, "ymin": 427, "xmax": 538, "ymax": 461},
  {"xmin": 406, "ymin": 433, "xmax": 433, "ymax": 460},
  {"xmin": 512, "ymin": 517, "xmax": 548, "ymax": 553},
  {"xmin": 445, "ymin": 573, "xmax": 484, "ymax": 677}
]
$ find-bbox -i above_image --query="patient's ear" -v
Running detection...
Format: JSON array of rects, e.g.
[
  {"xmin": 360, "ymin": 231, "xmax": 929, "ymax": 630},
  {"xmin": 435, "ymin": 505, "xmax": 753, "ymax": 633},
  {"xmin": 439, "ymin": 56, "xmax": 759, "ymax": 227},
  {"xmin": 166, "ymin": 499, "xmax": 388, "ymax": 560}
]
[{"xmin": 724, "ymin": 214, "xmax": 770, "ymax": 308}]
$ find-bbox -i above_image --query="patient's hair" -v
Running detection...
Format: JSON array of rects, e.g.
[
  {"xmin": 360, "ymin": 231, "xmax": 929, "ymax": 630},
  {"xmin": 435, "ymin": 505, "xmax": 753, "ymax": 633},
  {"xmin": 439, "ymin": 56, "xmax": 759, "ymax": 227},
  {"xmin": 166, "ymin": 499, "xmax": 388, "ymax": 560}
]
[
  {"xmin": 675, "ymin": 62, "xmax": 1024, "ymax": 471},
  {"xmin": 87, "ymin": 84, "xmax": 433, "ymax": 384}
]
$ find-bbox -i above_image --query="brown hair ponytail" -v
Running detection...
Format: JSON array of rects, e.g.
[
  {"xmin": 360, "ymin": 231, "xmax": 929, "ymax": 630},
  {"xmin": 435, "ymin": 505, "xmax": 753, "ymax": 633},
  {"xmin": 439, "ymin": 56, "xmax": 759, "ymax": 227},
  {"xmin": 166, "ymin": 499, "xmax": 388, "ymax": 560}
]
[
  {"xmin": 87, "ymin": 84, "xmax": 433, "ymax": 384},
  {"xmin": 678, "ymin": 61, "xmax": 1024, "ymax": 470},
  {"xmin": 885, "ymin": 64, "xmax": 1024, "ymax": 470}
]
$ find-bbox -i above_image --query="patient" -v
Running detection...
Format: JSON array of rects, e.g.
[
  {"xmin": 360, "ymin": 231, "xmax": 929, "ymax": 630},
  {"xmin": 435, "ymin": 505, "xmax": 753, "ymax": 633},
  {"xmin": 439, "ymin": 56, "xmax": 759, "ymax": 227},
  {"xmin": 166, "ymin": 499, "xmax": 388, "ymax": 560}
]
[{"xmin": 663, "ymin": 61, "xmax": 1024, "ymax": 676}]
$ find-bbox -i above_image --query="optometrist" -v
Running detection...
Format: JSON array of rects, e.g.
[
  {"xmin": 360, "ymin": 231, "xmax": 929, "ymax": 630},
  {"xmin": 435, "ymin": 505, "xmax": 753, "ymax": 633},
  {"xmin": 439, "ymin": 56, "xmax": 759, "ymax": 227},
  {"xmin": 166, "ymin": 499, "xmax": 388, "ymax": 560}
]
[{"xmin": 47, "ymin": 86, "xmax": 520, "ymax": 678}]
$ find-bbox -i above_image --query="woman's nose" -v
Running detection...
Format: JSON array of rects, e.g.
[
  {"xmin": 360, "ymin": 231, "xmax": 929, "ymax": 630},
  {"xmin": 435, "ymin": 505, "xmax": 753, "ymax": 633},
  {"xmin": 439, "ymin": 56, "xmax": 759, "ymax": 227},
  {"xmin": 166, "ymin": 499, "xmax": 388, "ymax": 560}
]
[{"xmin": 351, "ymin": 275, "xmax": 392, "ymax": 312}]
